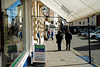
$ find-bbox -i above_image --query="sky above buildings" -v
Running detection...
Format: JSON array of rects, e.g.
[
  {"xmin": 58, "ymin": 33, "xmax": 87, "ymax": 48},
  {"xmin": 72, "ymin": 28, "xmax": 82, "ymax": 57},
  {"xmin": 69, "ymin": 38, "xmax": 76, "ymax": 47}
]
[{"xmin": 7, "ymin": 0, "xmax": 21, "ymax": 24}]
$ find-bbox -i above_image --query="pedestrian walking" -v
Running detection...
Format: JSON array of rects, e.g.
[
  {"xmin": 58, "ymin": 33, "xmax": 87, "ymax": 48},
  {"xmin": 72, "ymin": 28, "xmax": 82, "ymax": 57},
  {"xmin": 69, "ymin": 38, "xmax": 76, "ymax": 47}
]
[
  {"xmin": 37, "ymin": 31, "xmax": 40, "ymax": 44},
  {"xmin": 8, "ymin": 28, "xmax": 12, "ymax": 41},
  {"xmin": 47, "ymin": 30, "xmax": 50, "ymax": 38},
  {"xmin": 56, "ymin": 30, "xmax": 63, "ymax": 51},
  {"xmin": 51, "ymin": 30, "xmax": 54, "ymax": 40},
  {"xmin": 65, "ymin": 30, "xmax": 72, "ymax": 51},
  {"xmin": 19, "ymin": 30, "xmax": 22, "ymax": 41}
]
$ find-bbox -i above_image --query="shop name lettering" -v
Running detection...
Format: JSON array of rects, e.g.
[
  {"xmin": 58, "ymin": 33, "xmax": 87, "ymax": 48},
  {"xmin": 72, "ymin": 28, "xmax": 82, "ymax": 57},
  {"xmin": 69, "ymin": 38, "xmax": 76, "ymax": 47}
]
[{"xmin": 35, "ymin": 45, "xmax": 45, "ymax": 49}]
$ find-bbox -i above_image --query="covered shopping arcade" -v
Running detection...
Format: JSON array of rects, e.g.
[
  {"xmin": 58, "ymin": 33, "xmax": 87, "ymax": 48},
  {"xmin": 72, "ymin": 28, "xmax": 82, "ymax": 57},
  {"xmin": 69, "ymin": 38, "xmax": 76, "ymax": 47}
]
[{"xmin": 0, "ymin": 0, "xmax": 100, "ymax": 67}]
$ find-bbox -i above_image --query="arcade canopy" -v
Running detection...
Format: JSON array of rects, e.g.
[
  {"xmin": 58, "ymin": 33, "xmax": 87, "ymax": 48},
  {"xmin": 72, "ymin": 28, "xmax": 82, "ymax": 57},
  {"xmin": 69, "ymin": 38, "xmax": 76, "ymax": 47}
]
[{"xmin": 40, "ymin": 0, "xmax": 100, "ymax": 22}]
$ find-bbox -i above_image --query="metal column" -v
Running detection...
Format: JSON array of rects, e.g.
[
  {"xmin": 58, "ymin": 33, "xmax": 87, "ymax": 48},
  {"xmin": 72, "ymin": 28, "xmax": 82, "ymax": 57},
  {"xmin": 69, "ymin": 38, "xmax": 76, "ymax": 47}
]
[{"xmin": 88, "ymin": 18, "xmax": 91, "ymax": 64}]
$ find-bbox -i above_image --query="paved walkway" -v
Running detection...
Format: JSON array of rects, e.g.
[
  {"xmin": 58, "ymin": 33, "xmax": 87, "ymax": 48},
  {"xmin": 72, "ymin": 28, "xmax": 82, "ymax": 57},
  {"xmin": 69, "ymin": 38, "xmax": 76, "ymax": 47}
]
[
  {"xmin": 45, "ymin": 37, "xmax": 93, "ymax": 67},
  {"xmin": 28, "ymin": 36, "xmax": 93, "ymax": 67}
]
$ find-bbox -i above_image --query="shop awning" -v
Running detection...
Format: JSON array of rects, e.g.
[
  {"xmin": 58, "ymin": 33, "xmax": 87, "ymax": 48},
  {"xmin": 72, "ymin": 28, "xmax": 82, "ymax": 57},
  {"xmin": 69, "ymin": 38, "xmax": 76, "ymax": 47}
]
[
  {"xmin": 1, "ymin": 0, "xmax": 17, "ymax": 11},
  {"xmin": 40, "ymin": 0, "xmax": 100, "ymax": 22}
]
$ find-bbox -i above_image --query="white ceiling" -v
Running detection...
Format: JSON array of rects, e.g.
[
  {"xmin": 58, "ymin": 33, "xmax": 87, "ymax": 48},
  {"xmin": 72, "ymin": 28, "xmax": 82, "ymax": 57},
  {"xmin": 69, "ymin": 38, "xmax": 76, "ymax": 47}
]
[{"xmin": 40, "ymin": 0, "xmax": 100, "ymax": 22}]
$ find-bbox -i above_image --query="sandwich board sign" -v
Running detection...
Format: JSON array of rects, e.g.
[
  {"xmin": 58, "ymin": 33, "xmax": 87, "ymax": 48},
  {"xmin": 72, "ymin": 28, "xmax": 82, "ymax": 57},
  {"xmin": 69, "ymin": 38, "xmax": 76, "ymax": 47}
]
[{"xmin": 33, "ymin": 45, "xmax": 46, "ymax": 63}]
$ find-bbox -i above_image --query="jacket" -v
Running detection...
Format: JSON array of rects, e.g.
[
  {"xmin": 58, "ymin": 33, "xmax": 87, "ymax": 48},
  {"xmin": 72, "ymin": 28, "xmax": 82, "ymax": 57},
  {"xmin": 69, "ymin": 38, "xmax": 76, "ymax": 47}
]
[
  {"xmin": 56, "ymin": 34, "xmax": 63, "ymax": 43},
  {"xmin": 65, "ymin": 32, "xmax": 72, "ymax": 41}
]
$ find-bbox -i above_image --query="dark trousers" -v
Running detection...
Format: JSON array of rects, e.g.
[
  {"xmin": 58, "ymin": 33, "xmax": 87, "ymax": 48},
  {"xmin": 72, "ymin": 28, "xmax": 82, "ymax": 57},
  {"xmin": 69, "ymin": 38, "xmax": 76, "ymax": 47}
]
[
  {"xmin": 66, "ymin": 40, "xmax": 71, "ymax": 50},
  {"xmin": 51, "ymin": 35, "xmax": 53, "ymax": 40},
  {"xmin": 57, "ymin": 41, "xmax": 62, "ymax": 51}
]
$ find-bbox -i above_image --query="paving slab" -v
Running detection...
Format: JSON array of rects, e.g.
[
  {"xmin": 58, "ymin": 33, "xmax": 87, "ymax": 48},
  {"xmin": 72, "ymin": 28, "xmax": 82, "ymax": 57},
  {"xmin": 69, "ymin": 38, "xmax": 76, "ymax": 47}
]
[{"xmin": 45, "ymin": 37, "xmax": 93, "ymax": 67}]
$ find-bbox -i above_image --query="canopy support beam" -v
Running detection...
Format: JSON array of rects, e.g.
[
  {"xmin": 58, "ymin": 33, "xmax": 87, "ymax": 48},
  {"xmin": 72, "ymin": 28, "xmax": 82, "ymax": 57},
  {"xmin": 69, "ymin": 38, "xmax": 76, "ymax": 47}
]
[{"xmin": 88, "ymin": 17, "xmax": 91, "ymax": 64}]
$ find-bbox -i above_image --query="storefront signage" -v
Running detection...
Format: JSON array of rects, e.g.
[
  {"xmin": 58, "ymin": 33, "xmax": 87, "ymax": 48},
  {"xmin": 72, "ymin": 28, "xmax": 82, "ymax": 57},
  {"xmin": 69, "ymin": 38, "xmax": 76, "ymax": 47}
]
[{"xmin": 34, "ymin": 45, "xmax": 45, "ymax": 62}]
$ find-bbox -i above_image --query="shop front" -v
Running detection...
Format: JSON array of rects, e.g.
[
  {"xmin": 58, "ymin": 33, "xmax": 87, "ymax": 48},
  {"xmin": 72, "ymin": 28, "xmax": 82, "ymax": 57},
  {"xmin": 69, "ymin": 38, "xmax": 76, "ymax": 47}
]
[
  {"xmin": 0, "ymin": 0, "xmax": 47, "ymax": 66},
  {"xmin": 1, "ymin": 0, "xmax": 30, "ymax": 67}
]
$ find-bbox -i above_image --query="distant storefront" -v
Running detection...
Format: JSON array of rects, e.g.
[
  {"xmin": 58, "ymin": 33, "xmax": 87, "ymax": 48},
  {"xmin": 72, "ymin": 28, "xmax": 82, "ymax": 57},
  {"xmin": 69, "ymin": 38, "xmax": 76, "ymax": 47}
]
[
  {"xmin": 69, "ymin": 16, "xmax": 97, "ymax": 34},
  {"xmin": 69, "ymin": 26, "xmax": 96, "ymax": 34}
]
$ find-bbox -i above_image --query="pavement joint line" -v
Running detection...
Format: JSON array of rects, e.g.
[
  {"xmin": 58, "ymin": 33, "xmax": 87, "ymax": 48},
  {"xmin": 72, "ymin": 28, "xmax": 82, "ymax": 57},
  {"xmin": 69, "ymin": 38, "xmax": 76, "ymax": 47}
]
[
  {"xmin": 46, "ymin": 36, "xmax": 100, "ymax": 67},
  {"xmin": 62, "ymin": 36, "xmax": 100, "ymax": 67},
  {"xmin": 70, "ymin": 48, "xmax": 83, "ymax": 56},
  {"xmin": 70, "ymin": 47, "xmax": 100, "ymax": 67}
]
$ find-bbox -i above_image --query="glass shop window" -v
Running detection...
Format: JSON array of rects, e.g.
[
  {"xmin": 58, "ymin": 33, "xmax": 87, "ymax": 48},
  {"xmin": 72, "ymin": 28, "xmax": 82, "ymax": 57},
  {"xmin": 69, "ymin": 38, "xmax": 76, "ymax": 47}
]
[
  {"xmin": 2, "ymin": 0, "xmax": 25, "ymax": 66},
  {"xmin": 79, "ymin": 22, "xmax": 81, "ymax": 25},
  {"xmin": 83, "ymin": 21, "xmax": 85, "ymax": 25},
  {"xmin": 75, "ymin": 22, "xmax": 77, "ymax": 25}
]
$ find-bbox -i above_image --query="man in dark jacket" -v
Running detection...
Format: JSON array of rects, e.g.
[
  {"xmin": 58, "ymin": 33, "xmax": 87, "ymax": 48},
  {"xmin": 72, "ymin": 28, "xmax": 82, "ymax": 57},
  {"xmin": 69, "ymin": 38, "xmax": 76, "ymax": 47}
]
[
  {"xmin": 56, "ymin": 30, "xmax": 63, "ymax": 51},
  {"xmin": 65, "ymin": 30, "xmax": 72, "ymax": 51}
]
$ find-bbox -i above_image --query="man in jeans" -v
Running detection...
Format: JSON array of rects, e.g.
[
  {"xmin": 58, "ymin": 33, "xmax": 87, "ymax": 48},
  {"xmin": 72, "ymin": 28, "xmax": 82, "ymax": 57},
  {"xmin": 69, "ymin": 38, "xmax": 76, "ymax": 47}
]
[{"xmin": 51, "ymin": 30, "xmax": 54, "ymax": 40}]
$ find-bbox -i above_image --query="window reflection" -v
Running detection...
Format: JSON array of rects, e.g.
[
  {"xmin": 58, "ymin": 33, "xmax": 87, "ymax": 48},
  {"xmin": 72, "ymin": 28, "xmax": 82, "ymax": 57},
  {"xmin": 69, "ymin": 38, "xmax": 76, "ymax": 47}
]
[{"xmin": 2, "ymin": 0, "xmax": 24, "ymax": 66}]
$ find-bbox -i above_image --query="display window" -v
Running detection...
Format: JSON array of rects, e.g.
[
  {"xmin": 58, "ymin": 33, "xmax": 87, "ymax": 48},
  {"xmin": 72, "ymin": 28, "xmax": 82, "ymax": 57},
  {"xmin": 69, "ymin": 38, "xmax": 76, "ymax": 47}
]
[{"xmin": 2, "ymin": 0, "xmax": 25, "ymax": 66}]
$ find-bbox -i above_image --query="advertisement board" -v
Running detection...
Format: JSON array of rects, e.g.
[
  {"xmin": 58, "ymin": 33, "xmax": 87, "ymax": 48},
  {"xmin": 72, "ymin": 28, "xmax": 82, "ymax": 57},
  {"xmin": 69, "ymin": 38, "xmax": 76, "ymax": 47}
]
[{"xmin": 33, "ymin": 45, "xmax": 46, "ymax": 63}]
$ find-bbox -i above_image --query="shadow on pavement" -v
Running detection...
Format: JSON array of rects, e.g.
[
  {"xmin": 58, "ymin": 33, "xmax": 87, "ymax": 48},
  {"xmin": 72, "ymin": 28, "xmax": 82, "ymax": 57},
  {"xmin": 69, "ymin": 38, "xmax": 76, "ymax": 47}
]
[
  {"xmin": 80, "ymin": 38, "xmax": 88, "ymax": 40},
  {"xmin": 74, "ymin": 44, "xmax": 100, "ymax": 51},
  {"xmin": 46, "ymin": 49, "xmax": 68, "ymax": 52},
  {"xmin": 28, "ymin": 62, "xmax": 45, "ymax": 67},
  {"xmin": 46, "ymin": 63, "xmax": 88, "ymax": 67}
]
